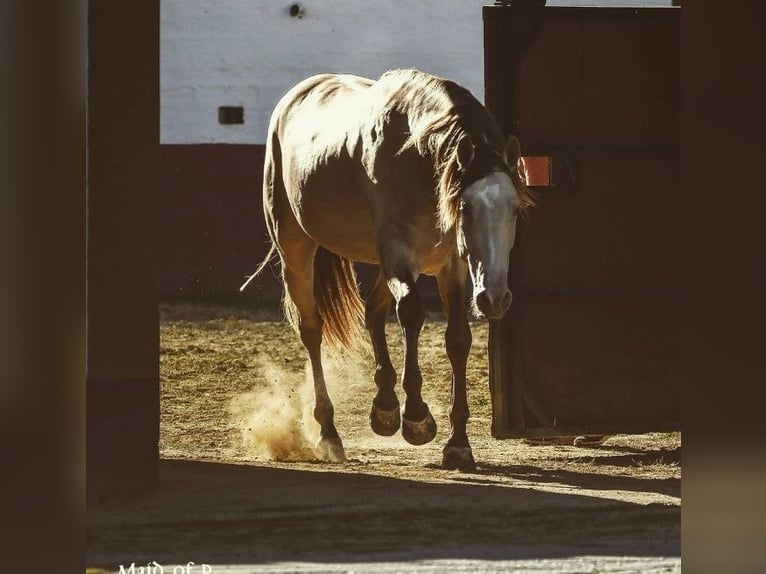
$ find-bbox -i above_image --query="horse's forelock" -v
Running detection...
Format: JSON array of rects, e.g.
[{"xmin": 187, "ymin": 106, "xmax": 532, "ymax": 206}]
[
  {"xmin": 434, "ymin": 123, "xmax": 505, "ymax": 233},
  {"xmin": 436, "ymin": 130, "xmax": 536, "ymax": 230}
]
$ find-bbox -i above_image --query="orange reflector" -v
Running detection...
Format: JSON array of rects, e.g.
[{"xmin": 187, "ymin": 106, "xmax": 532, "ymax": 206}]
[{"xmin": 520, "ymin": 156, "xmax": 551, "ymax": 187}]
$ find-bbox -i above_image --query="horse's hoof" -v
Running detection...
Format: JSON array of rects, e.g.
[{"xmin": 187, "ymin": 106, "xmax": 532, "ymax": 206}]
[
  {"xmin": 370, "ymin": 404, "xmax": 401, "ymax": 436},
  {"xmin": 401, "ymin": 411, "xmax": 437, "ymax": 446},
  {"xmin": 442, "ymin": 446, "xmax": 476, "ymax": 472},
  {"xmin": 314, "ymin": 437, "xmax": 347, "ymax": 463}
]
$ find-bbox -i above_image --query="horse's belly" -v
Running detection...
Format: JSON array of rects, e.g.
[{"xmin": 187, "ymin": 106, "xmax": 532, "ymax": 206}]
[
  {"xmin": 309, "ymin": 223, "xmax": 381, "ymax": 264},
  {"xmin": 296, "ymin": 178, "xmax": 380, "ymax": 264}
]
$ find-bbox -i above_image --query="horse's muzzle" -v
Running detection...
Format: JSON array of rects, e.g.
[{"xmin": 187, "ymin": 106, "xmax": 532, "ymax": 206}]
[{"xmin": 475, "ymin": 288, "xmax": 512, "ymax": 319}]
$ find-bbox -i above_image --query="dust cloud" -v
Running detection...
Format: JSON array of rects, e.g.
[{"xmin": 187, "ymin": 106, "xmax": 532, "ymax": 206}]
[
  {"xmin": 230, "ymin": 349, "xmax": 375, "ymax": 461},
  {"xmin": 230, "ymin": 359, "xmax": 318, "ymax": 461},
  {"xmin": 230, "ymin": 342, "xmax": 449, "ymax": 461}
]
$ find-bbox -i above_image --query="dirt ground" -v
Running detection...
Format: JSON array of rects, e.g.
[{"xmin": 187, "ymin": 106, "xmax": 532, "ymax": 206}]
[{"xmin": 86, "ymin": 302, "xmax": 681, "ymax": 572}]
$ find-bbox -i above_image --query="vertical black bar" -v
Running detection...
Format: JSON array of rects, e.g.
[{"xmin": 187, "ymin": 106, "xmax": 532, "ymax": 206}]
[{"xmin": 86, "ymin": 1, "xmax": 160, "ymax": 500}]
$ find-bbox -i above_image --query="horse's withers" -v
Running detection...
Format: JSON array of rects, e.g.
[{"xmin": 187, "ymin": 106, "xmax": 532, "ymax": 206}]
[{"xmin": 457, "ymin": 171, "xmax": 521, "ymax": 320}]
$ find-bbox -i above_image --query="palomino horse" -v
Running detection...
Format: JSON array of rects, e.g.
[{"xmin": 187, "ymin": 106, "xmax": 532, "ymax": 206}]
[{"xmin": 242, "ymin": 69, "xmax": 533, "ymax": 471}]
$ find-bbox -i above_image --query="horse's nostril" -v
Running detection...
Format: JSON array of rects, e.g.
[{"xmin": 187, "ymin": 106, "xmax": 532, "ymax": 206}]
[
  {"xmin": 476, "ymin": 289, "xmax": 512, "ymax": 318},
  {"xmin": 475, "ymin": 290, "xmax": 490, "ymax": 313}
]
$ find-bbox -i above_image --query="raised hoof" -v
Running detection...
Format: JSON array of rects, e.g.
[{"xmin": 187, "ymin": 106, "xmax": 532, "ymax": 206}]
[
  {"xmin": 370, "ymin": 404, "xmax": 401, "ymax": 437},
  {"xmin": 314, "ymin": 437, "xmax": 347, "ymax": 463},
  {"xmin": 442, "ymin": 446, "xmax": 477, "ymax": 472},
  {"xmin": 401, "ymin": 411, "xmax": 437, "ymax": 446}
]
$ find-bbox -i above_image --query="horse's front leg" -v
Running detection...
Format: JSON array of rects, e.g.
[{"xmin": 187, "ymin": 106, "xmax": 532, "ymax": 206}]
[
  {"xmin": 437, "ymin": 260, "xmax": 476, "ymax": 471},
  {"xmin": 388, "ymin": 274, "xmax": 437, "ymax": 446},
  {"xmin": 366, "ymin": 270, "xmax": 400, "ymax": 436}
]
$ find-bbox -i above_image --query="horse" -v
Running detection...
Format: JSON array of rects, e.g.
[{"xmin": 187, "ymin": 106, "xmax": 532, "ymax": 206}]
[{"xmin": 241, "ymin": 69, "xmax": 533, "ymax": 471}]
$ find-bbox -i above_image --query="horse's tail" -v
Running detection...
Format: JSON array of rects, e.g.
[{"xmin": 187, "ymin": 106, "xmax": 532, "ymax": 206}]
[
  {"xmin": 241, "ymin": 121, "xmax": 282, "ymax": 294},
  {"xmin": 310, "ymin": 246, "xmax": 365, "ymax": 352},
  {"xmin": 239, "ymin": 243, "xmax": 278, "ymax": 292}
]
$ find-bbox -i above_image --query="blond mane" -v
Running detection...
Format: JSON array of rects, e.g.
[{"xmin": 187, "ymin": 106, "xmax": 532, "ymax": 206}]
[{"xmin": 380, "ymin": 69, "xmax": 534, "ymax": 232}]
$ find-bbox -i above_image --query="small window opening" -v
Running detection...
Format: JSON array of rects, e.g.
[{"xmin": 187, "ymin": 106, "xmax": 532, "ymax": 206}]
[{"xmin": 218, "ymin": 106, "xmax": 244, "ymax": 125}]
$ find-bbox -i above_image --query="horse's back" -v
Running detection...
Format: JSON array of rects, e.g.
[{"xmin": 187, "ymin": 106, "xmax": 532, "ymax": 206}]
[
  {"xmin": 270, "ymin": 73, "xmax": 374, "ymax": 134},
  {"xmin": 266, "ymin": 74, "xmax": 381, "ymax": 262}
]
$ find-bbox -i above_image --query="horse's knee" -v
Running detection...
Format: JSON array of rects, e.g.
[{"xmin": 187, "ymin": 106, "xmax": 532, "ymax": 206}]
[
  {"xmin": 299, "ymin": 322, "xmax": 323, "ymax": 348},
  {"xmin": 445, "ymin": 323, "xmax": 472, "ymax": 360}
]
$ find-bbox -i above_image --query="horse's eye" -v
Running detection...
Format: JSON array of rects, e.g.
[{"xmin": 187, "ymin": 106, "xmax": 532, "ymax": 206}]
[{"xmin": 460, "ymin": 201, "xmax": 470, "ymax": 215}]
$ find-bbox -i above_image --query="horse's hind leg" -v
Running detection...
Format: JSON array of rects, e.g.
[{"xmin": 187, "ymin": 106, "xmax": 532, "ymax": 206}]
[
  {"xmin": 366, "ymin": 269, "xmax": 400, "ymax": 436},
  {"xmin": 437, "ymin": 260, "xmax": 476, "ymax": 471},
  {"xmin": 281, "ymin": 240, "xmax": 346, "ymax": 462}
]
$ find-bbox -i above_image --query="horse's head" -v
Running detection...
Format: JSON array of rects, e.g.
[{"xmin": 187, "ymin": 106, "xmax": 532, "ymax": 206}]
[{"xmin": 455, "ymin": 134, "xmax": 530, "ymax": 320}]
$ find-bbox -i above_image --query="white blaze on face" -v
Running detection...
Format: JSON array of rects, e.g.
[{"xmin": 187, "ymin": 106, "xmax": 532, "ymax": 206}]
[{"xmin": 458, "ymin": 171, "xmax": 520, "ymax": 319}]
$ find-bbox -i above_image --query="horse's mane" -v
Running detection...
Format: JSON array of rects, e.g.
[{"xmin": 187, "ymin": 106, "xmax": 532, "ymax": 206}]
[{"xmin": 378, "ymin": 69, "xmax": 534, "ymax": 232}]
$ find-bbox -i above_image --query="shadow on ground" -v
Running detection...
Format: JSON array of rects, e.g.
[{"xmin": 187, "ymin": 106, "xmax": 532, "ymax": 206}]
[
  {"xmin": 473, "ymin": 453, "xmax": 680, "ymax": 498},
  {"xmin": 87, "ymin": 459, "xmax": 679, "ymax": 569}
]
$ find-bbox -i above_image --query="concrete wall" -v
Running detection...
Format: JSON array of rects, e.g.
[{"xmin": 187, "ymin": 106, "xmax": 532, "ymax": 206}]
[{"xmin": 161, "ymin": 0, "xmax": 672, "ymax": 145}]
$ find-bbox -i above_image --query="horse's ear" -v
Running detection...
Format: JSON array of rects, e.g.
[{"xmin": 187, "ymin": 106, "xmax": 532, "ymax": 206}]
[
  {"xmin": 504, "ymin": 134, "xmax": 521, "ymax": 165},
  {"xmin": 456, "ymin": 136, "xmax": 474, "ymax": 172}
]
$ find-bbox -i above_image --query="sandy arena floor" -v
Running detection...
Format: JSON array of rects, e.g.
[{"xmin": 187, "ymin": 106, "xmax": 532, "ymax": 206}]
[{"xmin": 86, "ymin": 303, "xmax": 681, "ymax": 573}]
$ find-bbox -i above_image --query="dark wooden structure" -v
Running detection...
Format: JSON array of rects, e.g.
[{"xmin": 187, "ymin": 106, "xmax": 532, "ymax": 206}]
[
  {"xmin": 484, "ymin": 2, "xmax": 681, "ymax": 438},
  {"xmin": 87, "ymin": 0, "xmax": 160, "ymax": 500}
]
